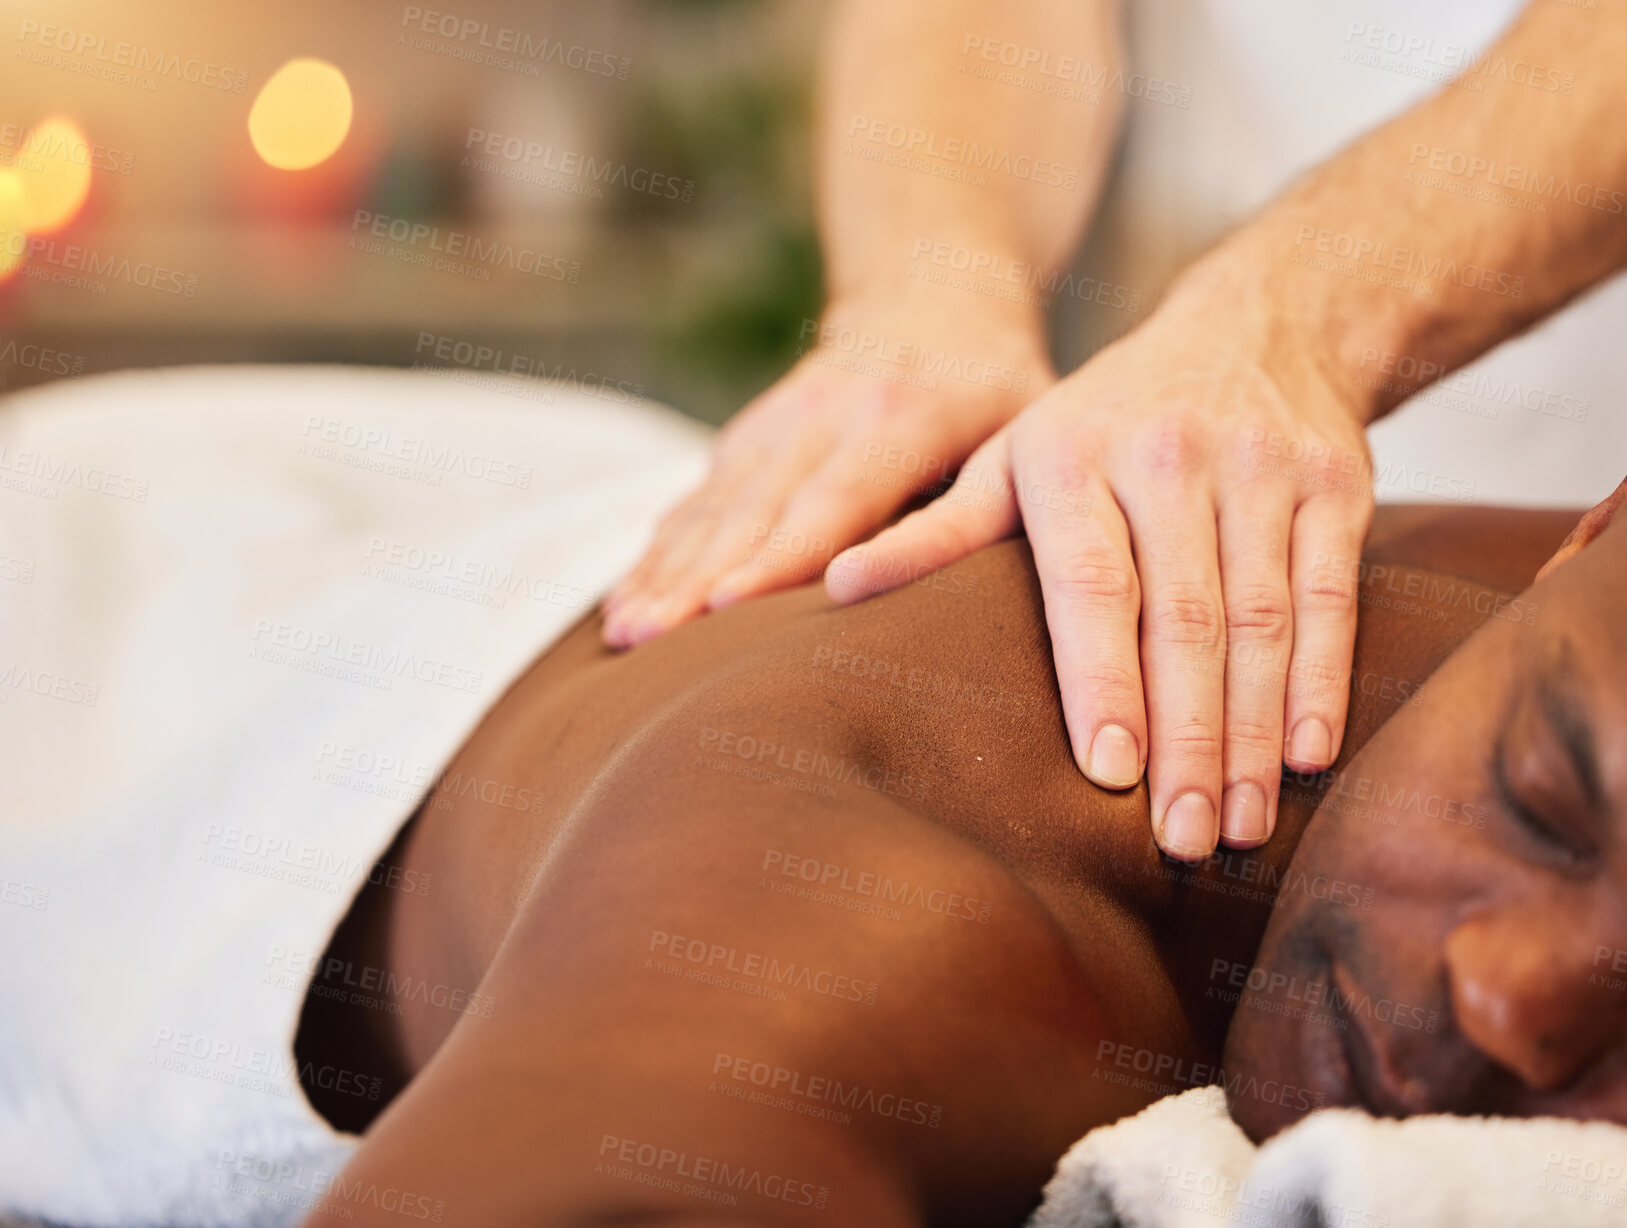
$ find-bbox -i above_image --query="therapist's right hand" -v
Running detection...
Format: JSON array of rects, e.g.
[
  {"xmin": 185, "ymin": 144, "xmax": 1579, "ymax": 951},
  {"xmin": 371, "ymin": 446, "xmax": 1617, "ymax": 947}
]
[{"xmin": 828, "ymin": 252, "xmax": 1376, "ymax": 861}]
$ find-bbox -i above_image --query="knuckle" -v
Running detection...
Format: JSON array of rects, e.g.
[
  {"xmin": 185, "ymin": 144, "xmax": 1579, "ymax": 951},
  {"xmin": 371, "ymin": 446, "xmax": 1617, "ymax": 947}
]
[
  {"xmin": 1053, "ymin": 561, "xmax": 1139, "ymax": 611},
  {"xmin": 1149, "ymin": 583, "xmax": 1224, "ymax": 650},
  {"xmin": 1036, "ymin": 425, "xmax": 1105, "ymax": 478},
  {"xmin": 1161, "ymin": 719, "xmax": 1224, "ymax": 762},
  {"xmin": 1297, "ymin": 435, "xmax": 1348, "ymax": 477},
  {"xmin": 1072, "ymin": 661, "xmax": 1142, "ymax": 707},
  {"xmin": 1137, "ymin": 415, "xmax": 1208, "ymax": 480},
  {"xmin": 1296, "ymin": 574, "xmax": 1358, "ymax": 615},
  {"xmin": 1224, "ymin": 584, "xmax": 1293, "ymax": 641},
  {"xmin": 1297, "ymin": 553, "xmax": 1359, "ymax": 609},
  {"xmin": 850, "ymin": 377, "xmax": 912, "ymax": 420},
  {"xmin": 1020, "ymin": 449, "xmax": 1095, "ymax": 512},
  {"xmin": 1223, "ymin": 714, "xmax": 1284, "ymax": 758}
]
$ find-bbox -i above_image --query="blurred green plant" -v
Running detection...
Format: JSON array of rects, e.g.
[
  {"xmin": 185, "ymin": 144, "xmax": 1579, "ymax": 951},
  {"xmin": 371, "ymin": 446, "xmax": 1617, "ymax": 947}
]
[
  {"xmin": 615, "ymin": 34, "xmax": 823, "ymax": 422},
  {"xmin": 655, "ymin": 225, "xmax": 821, "ymax": 424}
]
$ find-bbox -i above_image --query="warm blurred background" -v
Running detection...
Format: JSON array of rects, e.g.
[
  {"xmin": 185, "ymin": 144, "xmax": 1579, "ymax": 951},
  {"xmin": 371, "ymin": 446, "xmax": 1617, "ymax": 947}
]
[{"xmin": 0, "ymin": 0, "xmax": 832, "ymax": 423}]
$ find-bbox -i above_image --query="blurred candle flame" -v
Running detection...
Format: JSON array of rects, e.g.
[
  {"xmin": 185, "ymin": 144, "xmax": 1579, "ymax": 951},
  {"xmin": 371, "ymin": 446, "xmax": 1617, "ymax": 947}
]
[
  {"xmin": 15, "ymin": 116, "xmax": 93, "ymax": 235},
  {"xmin": 0, "ymin": 169, "xmax": 27, "ymax": 282},
  {"xmin": 248, "ymin": 58, "xmax": 354, "ymax": 171}
]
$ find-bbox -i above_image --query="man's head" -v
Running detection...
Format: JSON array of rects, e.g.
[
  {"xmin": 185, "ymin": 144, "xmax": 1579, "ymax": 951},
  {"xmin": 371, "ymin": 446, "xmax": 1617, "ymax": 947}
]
[{"xmin": 1224, "ymin": 485, "xmax": 1627, "ymax": 1140}]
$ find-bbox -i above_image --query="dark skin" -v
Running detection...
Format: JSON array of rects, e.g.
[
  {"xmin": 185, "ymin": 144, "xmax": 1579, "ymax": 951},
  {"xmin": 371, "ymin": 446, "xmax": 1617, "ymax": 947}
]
[
  {"xmin": 1228, "ymin": 485, "xmax": 1627, "ymax": 1138},
  {"xmin": 293, "ymin": 505, "xmax": 1583, "ymax": 1228}
]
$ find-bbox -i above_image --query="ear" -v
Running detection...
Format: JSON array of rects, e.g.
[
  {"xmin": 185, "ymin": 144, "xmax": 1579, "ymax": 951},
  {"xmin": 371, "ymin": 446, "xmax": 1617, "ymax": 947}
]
[{"xmin": 1535, "ymin": 475, "xmax": 1627, "ymax": 582}]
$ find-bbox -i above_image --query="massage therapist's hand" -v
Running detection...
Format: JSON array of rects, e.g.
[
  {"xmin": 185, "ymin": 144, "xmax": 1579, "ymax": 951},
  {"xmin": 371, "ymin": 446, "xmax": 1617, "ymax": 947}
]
[
  {"xmin": 828, "ymin": 252, "xmax": 1375, "ymax": 860},
  {"xmin": 602, "ymin": 295, "xmax": 1054, "ymax": 646}
]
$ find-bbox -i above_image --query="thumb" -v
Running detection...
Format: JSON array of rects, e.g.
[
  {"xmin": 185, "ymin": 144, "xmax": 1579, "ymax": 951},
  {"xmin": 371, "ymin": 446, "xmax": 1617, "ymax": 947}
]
[
  {"xmin": 1536, "ymin": 474, "xmax": 1627, "ymax": 582},
  {"xmin": 825, "ymin": 431, "xmax": 1019, "ymax": 604}
]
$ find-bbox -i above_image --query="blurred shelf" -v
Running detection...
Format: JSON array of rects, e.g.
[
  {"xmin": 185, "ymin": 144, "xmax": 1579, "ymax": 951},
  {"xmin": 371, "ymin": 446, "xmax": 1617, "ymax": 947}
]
[
  {"xmin": 0, "ymin": 217, "xmax": 803, "ymax": 423},
  {"xmin": 1, "ymin": 218, "xmax": 761, "ymax": 330}
]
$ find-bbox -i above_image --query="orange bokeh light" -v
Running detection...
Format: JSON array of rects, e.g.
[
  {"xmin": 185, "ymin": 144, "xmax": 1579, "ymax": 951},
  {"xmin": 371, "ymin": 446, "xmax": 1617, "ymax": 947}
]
[
  {"xmin": 13, "ymin": 116, "xmax": 93, "ymax": 236},
  {"xmin": 0, "ymin": 170, "xmax": 27, "ymax": 281},
  {"xmin": 248, "ymin": 58, "xmax": 354, "ymax": 171}
]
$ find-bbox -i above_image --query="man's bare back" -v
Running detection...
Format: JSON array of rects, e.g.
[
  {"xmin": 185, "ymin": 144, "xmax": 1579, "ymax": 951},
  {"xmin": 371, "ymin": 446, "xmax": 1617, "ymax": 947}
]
[{"xmin": 294, "ymin": 506, "xmax": 1576, "ymax": 1228}]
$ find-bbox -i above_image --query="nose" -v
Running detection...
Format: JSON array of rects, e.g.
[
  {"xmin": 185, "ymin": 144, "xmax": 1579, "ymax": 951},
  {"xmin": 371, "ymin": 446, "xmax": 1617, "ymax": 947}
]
[{"xmin": 1445, "ymin": 906, "xmax": 1627, "ymax": 1092}]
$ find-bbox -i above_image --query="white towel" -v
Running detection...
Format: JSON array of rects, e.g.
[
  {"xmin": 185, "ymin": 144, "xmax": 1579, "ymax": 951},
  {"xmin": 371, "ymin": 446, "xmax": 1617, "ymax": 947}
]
[
  {"xmin": 1030, "ymin": 1088, "xmax": 1627, "ymax": 1227},
  {"xmin": 0, "ymin": 364, "xmax": 710, "ymax": 1228}
]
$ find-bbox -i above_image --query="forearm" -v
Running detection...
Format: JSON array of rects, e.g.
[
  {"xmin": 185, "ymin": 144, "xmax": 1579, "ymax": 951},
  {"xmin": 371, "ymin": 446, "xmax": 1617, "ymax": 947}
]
[
  {"xmin": 1174, "ymin": 0, "xmax": 1627, "ymax": 421},
  {"xmin": 817, "ymin": 0, "xmax": 1122, "ymax": 332}
]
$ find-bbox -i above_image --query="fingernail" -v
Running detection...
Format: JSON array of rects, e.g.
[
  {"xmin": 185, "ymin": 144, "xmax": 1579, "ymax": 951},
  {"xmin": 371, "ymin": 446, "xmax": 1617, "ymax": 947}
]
[
  {"xmin": 1286, "ymin": 717, "xmax": 1332, "ymax": 768},
  {"xmin": 825, "ymin": 550, "xmax": 859, "ymax": 586},
  {"xmin": 707, "ymin": 576, "xmax": 747, "ymax": 611},
  {"xmin": 602, "ymin": 605, "xmax": 638, "ymax": 647},
  {"xmin": 1085, "ymin": 724, "xmax": 1141, "ymax": 789},
  {"xmin": 1157, "ymin": 792, "xmax": 1218, "ymax": 860},
  {"xmin": 607, "ymin": 599, "xmax": 664, "ymax": 647},
  {"xmin": 1220, "ymin": 782, "xmax": 1269, "ymax": 846},
  {"xmin": 827, "ymin": 550, "xmax": 886, "ymax": 602}
]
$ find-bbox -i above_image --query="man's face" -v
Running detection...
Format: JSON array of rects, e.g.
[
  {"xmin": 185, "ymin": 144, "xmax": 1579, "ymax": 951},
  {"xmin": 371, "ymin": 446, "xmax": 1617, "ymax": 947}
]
[{"xmin": 1224, "ymin": 512, "xmax": 1627, "ymax": 1141}]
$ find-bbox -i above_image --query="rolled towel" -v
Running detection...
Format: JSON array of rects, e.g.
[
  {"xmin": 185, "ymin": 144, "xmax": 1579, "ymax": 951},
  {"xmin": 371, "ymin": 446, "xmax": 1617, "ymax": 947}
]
[
  {"xmin": 1028, "ymin": 1089, "xmax": 1627, "ymax": 1228},
  {"xmin": 1250, "ymin": 1109, "xmax": 1627, "ymax": 1228},
  {"xmin": 1028, "ymin": 1088, "xmax": 1254, "ymax": 1228}
]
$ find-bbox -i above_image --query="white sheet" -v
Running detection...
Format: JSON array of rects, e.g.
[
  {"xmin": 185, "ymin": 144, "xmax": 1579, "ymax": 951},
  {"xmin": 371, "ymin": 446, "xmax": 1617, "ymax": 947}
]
[{"xmin": 0, "ymin": 364, "xmax": 709, "ymax": 1228}]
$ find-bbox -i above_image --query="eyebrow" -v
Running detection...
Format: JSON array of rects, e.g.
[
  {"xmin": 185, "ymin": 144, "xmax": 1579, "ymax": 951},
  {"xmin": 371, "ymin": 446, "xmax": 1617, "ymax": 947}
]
[{"xmin": 1536, "ymin": 642, "xmax": 1605, "ymax": 815}]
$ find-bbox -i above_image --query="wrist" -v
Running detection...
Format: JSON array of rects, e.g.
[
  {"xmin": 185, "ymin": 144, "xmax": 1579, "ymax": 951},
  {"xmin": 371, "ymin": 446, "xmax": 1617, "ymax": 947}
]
[
  {"xmin": 1156, "ymin": 220, "xmax": 1405, "ymax": 428},
  {"xmin": 827, "ymin": 231, "xmax": 1054, "ymax": 347},
  {"xmin": 814, "ymin": 286, "xmax": 1057, "ymax": 398}
]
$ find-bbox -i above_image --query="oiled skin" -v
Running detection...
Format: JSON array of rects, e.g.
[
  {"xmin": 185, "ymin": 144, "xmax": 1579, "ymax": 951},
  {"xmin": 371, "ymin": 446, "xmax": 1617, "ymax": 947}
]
[{"xmin": 295, "ymin": 506, "xmax": 1575, "ymax": 1228}]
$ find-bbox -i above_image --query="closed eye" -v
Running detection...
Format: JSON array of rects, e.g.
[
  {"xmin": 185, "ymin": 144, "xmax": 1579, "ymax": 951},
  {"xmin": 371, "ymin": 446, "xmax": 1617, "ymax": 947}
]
[{"xmin": 1491, "ymin": 729, "xmax": 1595, "ymax": 868}]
